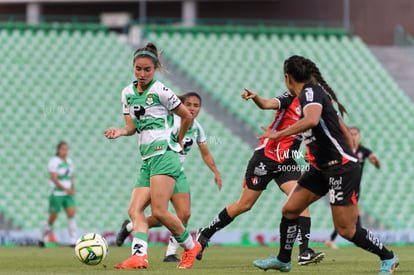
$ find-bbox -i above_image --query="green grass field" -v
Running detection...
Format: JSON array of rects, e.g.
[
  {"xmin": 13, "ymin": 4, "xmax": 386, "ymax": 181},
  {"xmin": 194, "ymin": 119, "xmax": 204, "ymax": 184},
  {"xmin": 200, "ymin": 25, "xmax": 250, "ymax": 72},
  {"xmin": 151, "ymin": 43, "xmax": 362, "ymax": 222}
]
[{"xmin": 0, "ymin": 246, "xmax": 411, "ymax": 274}]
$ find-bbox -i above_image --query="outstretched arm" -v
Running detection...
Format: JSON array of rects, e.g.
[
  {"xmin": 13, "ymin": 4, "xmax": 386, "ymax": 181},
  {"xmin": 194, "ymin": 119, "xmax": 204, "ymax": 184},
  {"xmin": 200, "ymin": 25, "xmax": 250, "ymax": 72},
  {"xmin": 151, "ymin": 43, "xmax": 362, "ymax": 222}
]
[
  {"xmin": 198, "ymin": 142, "xmax": 222, "ymax": 190},
  {"xmin": 241, "ymin": 88, "xmax": 280, "ymax": 110},
  {"xmin": 104, "ymin": 115, "xmax": 136, "ymax": 139}
]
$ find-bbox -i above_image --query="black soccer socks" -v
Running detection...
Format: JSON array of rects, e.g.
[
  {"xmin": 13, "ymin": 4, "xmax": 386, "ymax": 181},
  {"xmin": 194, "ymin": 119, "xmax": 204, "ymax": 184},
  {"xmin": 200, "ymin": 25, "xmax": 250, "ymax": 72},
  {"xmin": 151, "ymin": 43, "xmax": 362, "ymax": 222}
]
[
  {"xmin": 277, "ymin": 216, "xmax": 299, "ymax": 263},
  {"xmin": 202, "ymin": 208, "xmax": 234, "ymax": 239},
  {"xmin": 297, "ymin": 216, "xmax": 311, "ymax": 254},
  {"xmin": 350, "ymin": 226, "xmax": 393, "ymax": 260}
]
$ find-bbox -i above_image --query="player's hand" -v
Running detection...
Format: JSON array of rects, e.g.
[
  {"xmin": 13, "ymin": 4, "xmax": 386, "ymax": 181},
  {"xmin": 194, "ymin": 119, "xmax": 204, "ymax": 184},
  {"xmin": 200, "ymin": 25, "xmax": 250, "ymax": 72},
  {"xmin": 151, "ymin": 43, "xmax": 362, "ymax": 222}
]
[
  {"xmin": 303, "ymin": 152, "xmax": 310, "ymax": 163},
  {"xmin": 65, "ymin": 188, "xmax": 75, "ymax": 196},
  {"xmin": 214, "ymin": 172, "xmax": 223, "ymax": 191},
  {"xmin": 258, "ymin": 126, "xmax": 281, "ymax": 140},
  {"xmin": 104, "ymin": 127, "xmax": 122, "ymax": 139},
  {"xmin": 241, "ymin": 88, "xmax": 257, "ymax": 100}
]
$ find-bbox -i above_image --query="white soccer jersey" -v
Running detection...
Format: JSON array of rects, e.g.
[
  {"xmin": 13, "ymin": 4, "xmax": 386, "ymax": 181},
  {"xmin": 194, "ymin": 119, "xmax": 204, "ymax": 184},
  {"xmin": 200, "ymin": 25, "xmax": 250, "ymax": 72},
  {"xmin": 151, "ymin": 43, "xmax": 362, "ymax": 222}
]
[
  {"xmin": 172, "ymin": 115, "xmax": 207, "ymax": 163},
  {"xmin": 48, "ymin": 156, "xmax": 74, "ymax": 196},
  {"xmin": 121, "ymin": 80, "xmax": 182, "ymax": 160}
]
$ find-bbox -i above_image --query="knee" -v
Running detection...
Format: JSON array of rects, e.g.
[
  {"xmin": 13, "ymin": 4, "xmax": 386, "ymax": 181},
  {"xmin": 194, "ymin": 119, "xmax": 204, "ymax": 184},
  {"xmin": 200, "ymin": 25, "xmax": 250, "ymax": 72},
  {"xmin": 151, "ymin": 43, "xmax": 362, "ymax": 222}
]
[
  {"xmin": 234, "ymin": 200, "xmax": 254, "ymax": 214},
  {"xmin": 151, "ymin": 208, "xmax": 168, "ymax": 221},
  {"xmin": 177, "ymin": 211, "xmax": 191, "ymax": 225},
  {"xmin": 128, "ymin": 206, "xmax": 139, "ymax": 221},
  {"xmin": 335, "ymin": 225, "xmax": 356, "ymax": 240},
  {"xmin": 281, "ymin": 204, "xmax": 301, "ymax": 219}
]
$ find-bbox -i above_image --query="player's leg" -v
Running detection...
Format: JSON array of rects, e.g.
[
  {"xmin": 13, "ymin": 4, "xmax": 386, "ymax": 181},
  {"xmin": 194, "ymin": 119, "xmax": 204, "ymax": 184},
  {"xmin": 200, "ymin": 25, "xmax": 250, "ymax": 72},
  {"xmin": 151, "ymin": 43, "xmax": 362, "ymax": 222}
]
[
  {"xmin": 39, "ymin": 195, "xmax": 60, "ymax": 247},
  {"xmin": 150, "ymin": 174, "xmax": 200, "ymax": 269},
  {"xmin": 164, "ymin": 191, "xmax": 191, "ymax": 262},
  {"xmin": 114, "ymin": 159, "xmax": 152, "ymax": 269},
  {"xmin": 279, "ymin": 180, "xmax": 324, "ymax": 265},
  {"xmin": 114, "ymin": 187, "xmax": 151, "ymax": 269},
  {"xmin": 254, "ymin": 167, "xmax": 323, "ymax": 272},
  {"xmin": 329, "ymin": 162, "xmax": 398, "ymax": 274},
  {"xmin": 325, "ymin": 229, "xmax": 339, "ymax": 248},
  {"xmin": 196, "ymin": 187, "xmax": 263, "ymax": 260},
  {"xmin": 196, "ymin": 151, "xmax": 269, "ymax": 260},
  {"xmin": 149, "ymin": 151, "xmax": 200, "ymax": 269},
  {"xmin": 64, "ymin": 195, "xmax": 77, "ymax": 246}
]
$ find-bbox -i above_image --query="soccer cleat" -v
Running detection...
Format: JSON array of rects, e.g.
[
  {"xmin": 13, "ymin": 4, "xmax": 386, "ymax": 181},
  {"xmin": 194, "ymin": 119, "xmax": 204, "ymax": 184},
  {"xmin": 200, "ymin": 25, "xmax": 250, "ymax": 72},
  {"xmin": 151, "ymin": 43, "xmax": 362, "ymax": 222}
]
[
  {"xmin": 116, "ymin": 219, "xmax": 131, "ymax": 247},
  {"xmin": 177, "ymin": 240, "xmax": 202, "ymax": 269},
  {"xmin": 113, "ymin": 254, "xmax": 148, "ymax": 269},
  {"xmin": 324, "ymin": 239, "xmax": 338, "ymax": 249},
  {"xmin": 253, "ymin": 256, "xmax": 291, "ymax": 272},
  {"xmin": 378, "ymin": 252, "xmax": 399, "ymax": 274},
  {"xmin": 164, "ymin": 254, "xmax": 180, "ymax": 262},
  {"xmin": 195, "ymin": 228, "xmax": 210, "ymax": 260},
  {"xmin": 38, "ymin": 240, "xmax": 45, "ymax": 248},
  {"xmin": 298, "ymin": 248, "xmax": 325, "ymax": 265}
]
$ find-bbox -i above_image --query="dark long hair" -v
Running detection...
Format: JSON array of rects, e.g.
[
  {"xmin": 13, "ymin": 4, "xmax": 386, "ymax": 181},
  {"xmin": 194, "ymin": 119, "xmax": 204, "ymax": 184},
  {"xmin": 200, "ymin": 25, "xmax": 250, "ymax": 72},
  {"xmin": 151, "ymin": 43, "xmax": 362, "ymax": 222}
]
[
  {"xmin": 284, "ymin": 55, "xmax": 347, "ymax": 116},
  {"xmin": 56, "ymin": 141, "xmax": 68, "ymax": 156}
]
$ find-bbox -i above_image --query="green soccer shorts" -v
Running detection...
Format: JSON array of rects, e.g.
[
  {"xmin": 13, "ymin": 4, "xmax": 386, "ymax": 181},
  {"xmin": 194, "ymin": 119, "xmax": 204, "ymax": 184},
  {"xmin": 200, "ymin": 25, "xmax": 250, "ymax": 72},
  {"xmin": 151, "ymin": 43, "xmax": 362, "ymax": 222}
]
[
  {"xmin": 135, "ymin": 150, "xmax": 182, "ymax": 188},
  {"xmin": 49, "ymin": 195, "xmax": 75, "ymax": 214},
  {"xmin": 173, "ymin": 171, "xmax": 190, "ymax": 194}
]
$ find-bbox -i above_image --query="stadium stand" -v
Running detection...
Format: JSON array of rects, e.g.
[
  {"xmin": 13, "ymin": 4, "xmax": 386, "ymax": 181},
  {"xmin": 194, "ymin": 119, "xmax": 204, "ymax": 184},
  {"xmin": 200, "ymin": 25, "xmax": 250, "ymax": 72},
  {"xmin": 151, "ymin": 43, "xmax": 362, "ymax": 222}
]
[{"xmin": 1, "ymin": 23, "xmax": 413, "ymax": 238}]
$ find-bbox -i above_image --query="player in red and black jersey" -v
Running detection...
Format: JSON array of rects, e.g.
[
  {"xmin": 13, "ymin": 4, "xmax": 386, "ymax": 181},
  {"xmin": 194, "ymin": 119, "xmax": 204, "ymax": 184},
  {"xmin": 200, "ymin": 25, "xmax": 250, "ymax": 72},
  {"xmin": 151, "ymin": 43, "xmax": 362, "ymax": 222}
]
[
  {"xmin": 325, "ymin": 126, "xmax": 381, "ymax": 248},
  {"xmin": 196, "ymin": 88, "xmax": 324, "ymax": 265},
  {"xmin": 254, "ymin": 55, "xmax": 398, "ymax": 274}
]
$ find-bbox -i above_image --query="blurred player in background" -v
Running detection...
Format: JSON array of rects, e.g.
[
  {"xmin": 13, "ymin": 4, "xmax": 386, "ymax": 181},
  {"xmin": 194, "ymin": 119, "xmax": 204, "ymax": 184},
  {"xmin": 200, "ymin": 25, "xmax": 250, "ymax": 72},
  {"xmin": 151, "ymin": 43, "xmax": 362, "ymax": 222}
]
[
  {"xmin": 195, "ymin": 88, "xmax": 324, "ymax": 265},
  {"xmin": 115, "ymin": 92, "xmax": 222, "ymax": 262},
  {"xmin": 254, "ymin": 55, "xmax": 398, "ymax": 274},
  {"xmin": 104, "ymin": 43, "xmax": 201, "ymax": 269},
  {"xmin": 325, "ymin": 126, "xmax": 381, "ymax": 248},
  {"xmin": 39, "ymin": 141, "xmax": 77, "ymax": 247}
]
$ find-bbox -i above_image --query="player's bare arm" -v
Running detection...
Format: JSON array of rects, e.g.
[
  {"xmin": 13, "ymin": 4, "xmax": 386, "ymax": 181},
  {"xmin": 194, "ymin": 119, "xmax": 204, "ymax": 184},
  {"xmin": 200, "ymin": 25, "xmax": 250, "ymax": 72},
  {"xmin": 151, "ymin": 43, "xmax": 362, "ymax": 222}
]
[
  {"xmin": 198, "ymin": 142, "xmax": 222, "ymax": 190},
  {"xmin": 104, "ymin": 115, "xmax": 136, "ymax": 139},
  {"xmin": 242, "ymin": 88, "xmax": 280, "ymax": 110},
  {"xmin": 172, "ymin": 104, "xmax": 193, "ymax": 145},
  {"xmin": 259, "ymin": 104, "xmax": 322, "ymax": 140}
]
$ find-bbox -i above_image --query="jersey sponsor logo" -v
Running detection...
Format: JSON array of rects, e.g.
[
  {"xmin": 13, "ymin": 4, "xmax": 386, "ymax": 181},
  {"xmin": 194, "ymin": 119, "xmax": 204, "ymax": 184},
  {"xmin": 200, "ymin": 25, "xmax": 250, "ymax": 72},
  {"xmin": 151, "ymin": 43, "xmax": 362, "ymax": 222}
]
[
  {"xmin": 146, "ymin": 94, "xmax": 154, "ymax": 105},
  {"xmin": 329, "ymin": 176, "xmax": 343, "ymax": 190},
  {"xmin": 305, "ymin": 88, "xmax": 314, "ymax": 102},
  {"xmin": 329, "ymin": 189, "xmax": 344, "ymax": 204},
  {"xmin": 254, "ymin": 162, "xmax": 267, "ymax": 176},
  {"xmin": 183, "ymin": 137, "xmax": 194, "ymax": 150},
  {"xmin": 302, "ymin": 129, "xmax": 316, "ymax": 144},
  {"xmin": 131, "ymin": 105, "xmax": 146, "ymax": 120},
  {"xmin": 284, "ymin": 225, "xmax": 297, "ymax": 250}
]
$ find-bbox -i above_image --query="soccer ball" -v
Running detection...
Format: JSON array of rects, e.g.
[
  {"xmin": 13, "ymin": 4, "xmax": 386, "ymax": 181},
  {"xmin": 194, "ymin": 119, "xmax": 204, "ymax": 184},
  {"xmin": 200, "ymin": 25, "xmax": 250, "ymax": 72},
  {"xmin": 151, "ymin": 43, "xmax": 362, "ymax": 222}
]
[{"xmin": 75, "ymin": 233, "xmax": 108, "ymax": 265}]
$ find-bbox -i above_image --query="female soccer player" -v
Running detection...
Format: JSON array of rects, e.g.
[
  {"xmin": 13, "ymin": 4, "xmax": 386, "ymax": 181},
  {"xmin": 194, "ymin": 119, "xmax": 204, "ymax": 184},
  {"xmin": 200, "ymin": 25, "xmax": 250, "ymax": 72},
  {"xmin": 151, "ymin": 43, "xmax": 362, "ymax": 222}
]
[
  {"xmin": 105, "ymin": 43, "xmax": 201, "ymax": 269},
  {"xmin": 39, "ymin": 141, "xmax": 77, "ymax": 247},
  {"xmin": 195, "ymin": 88, "xmax": 324, "ymax": 265},
  {"xmin": 325, "ymin": 126, "xmax": 381, "ymax": 248},
  {"xmin": 115, "ymin": 92, "xmax": 222, "ymax": 262},
  {"xmin": 254, "ymin": 55, "xmax": 398, "ymax": 274}
]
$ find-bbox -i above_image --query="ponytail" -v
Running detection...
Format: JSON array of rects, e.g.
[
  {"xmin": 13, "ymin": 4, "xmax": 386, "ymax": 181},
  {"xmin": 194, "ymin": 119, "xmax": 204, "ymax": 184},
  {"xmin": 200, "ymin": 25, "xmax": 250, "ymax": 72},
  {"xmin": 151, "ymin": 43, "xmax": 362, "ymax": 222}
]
[{"xmin": 308, "ymin": 60, "xmax": 347, "ymax": 116}]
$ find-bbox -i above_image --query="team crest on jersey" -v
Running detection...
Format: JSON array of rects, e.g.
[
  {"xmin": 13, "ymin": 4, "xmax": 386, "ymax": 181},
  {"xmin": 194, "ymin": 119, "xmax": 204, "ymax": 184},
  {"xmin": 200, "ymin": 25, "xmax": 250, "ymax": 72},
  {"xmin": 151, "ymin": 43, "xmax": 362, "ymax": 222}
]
[{"xmin": 146, "ymin": 94, "xmax": 154, "ymax": 105}]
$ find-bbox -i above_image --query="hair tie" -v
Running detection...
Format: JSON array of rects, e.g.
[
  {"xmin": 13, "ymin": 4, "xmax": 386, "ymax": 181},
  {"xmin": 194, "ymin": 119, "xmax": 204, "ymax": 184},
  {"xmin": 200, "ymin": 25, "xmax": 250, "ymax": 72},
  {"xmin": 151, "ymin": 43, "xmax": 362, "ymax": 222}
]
[{"xmin": 134, "ymin": 51, "xmax": 158, "ymax": 61}]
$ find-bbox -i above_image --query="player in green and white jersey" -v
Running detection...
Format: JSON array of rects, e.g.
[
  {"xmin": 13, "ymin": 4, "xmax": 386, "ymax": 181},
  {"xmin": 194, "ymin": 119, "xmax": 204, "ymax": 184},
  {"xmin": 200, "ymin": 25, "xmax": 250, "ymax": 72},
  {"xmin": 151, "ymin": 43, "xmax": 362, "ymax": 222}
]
[
  {"xmin": 105, "ymin": 43, "xmax": 201, "ymax": 269},
  {"xmin": 39, "ymin": 141, "xmax": 77, "ymax": 247},
  {"xmin": 115, "ymin": 92, "xmax": 222, "ymax": 262}
]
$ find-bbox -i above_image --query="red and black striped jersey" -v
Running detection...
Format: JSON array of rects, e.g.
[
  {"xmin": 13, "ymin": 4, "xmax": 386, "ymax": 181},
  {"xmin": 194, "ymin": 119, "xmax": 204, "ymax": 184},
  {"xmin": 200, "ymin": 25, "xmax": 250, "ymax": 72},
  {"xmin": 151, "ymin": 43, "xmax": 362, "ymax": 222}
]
[
  {"xmin": 299, "ymin": 84, "xmax": 357, "ymax": 169},
  {"xmin": 256, "ymin": 92, "xmax": 301, "ymax": 163}
]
